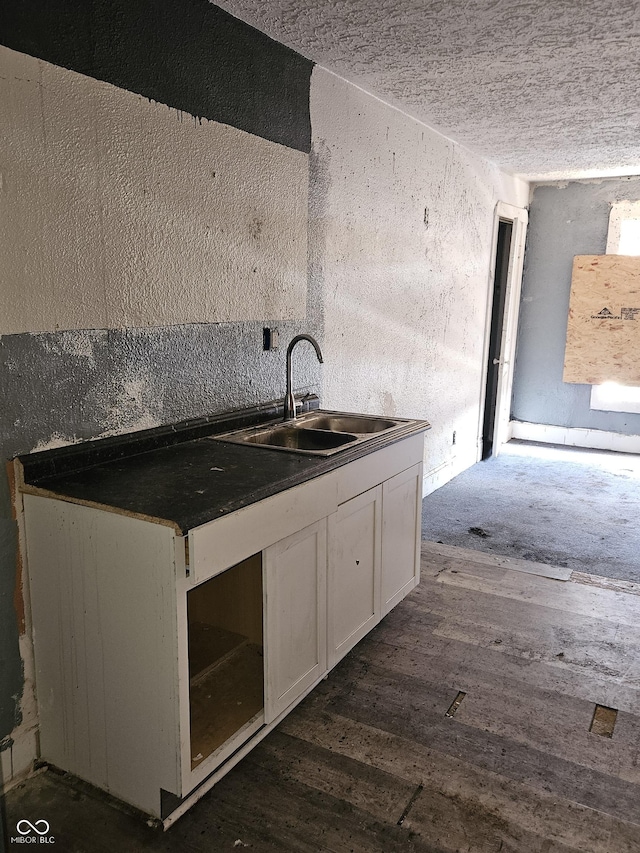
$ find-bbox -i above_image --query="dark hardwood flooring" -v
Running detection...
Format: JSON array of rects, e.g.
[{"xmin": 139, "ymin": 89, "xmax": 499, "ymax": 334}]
[{"xmin": 4, "ymin": 542, "xmax": 640, "ymax": 851}]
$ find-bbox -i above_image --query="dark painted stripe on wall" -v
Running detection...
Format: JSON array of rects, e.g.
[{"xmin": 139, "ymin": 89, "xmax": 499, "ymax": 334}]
[{"xmin": 0, "ymin": 0, "xmax": 313, "ymax": 153}]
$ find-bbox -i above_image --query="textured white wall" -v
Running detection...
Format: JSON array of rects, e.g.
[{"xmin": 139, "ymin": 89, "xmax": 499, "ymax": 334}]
[
  {"xmin": 0, "ymin": 46, "xmax": 308, "ymax": 334},
  {"xmin": 310, "ymin": 68, "xmax": 528, "ymax": 482}
]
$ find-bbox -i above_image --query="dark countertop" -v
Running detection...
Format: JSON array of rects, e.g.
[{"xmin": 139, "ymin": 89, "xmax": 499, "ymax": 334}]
[
  {"xmin": 17, "ymin": 400, "xmax": 430, "ymax": 534},
  {"xmin": 27, "ymin": 438, "xmax": 328, "ymax": 533}
]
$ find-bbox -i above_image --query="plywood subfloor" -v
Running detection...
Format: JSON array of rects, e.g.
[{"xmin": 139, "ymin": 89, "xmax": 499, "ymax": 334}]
[{"xmin": 5, "ymin": 544, "xmax": 640, "ymax": 851}]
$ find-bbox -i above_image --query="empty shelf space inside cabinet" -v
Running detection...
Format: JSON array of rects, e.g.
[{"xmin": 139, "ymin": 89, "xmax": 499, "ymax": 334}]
[
  {"xmin": 189, "ymin": 641, "xmax": 264, "ymax": 769},
  {"xmin": 187, "ymin": 553, "xmax": 264, "ymax": 770},
  {"xmin": 189, "ymin": 623, "xmax": 250, "ymax": 686}
]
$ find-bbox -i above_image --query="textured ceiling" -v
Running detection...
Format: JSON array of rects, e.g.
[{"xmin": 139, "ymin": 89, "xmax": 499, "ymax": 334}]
[{"xmin": 213, "ymin": 0, "xmax": 640, "ymax": 180}]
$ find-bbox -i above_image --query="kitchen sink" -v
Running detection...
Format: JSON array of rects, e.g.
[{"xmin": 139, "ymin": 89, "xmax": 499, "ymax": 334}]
[
  {"xmin": 242, "ymin": 426, "xmax": 356, "ymax": 452},
  {"xmin": 210, "ymin": 409, "xmax": 411, "ymax": 456},
  {"xmin": 296, "ymin": 413, "xmax": 398, "ymax": 434}
]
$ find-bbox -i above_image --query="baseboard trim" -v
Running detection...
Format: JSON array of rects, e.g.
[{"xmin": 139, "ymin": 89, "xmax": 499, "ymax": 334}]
[
  {"xmin": 422, "ymin": 447, "xmax": 477, "ymax": 497},
  {"xmin": 509, "ymin": 421, "xmax": 640, "ymax": 454}
]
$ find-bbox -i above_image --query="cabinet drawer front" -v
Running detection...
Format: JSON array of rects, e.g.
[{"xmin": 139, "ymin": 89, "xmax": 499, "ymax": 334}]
[
  {"xmin": 336, "ymin": 433, "xmax": 424, "ymax": 504},
  {"xmin": 189, "ymin": 472, "xmax": 338, "ymax": 584}
]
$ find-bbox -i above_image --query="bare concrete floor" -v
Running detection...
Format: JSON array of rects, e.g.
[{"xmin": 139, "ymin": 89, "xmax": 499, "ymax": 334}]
[
  {"xmin": 4, "ymin": 544, "xmax": 640, "ymax": 851},
  {"xmin": 422, "ymin": 441, "xmax": 640, "ymax": 582}
]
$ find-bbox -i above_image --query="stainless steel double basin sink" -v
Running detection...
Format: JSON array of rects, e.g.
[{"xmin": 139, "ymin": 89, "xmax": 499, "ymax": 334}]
[{"xmin": 212, "ymin": 410, "xmax": 410, "ymax": 456}]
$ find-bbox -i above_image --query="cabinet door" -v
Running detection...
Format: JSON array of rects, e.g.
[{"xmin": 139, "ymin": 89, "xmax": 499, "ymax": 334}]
[
  {"xmin": 327, "ymin": 486, "xmax": 382, "ymax": 667},
  {"xmin": 263, "ymin": 519, "xmax": 327, "ymax": 723},
  {"xmin": 381, "ymin": 462, "xmax": 423, "ymax": 615}
]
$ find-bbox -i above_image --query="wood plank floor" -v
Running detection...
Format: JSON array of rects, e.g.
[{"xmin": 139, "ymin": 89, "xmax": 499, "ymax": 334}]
[{"xmin": 5, "ymin": 542, "xmax": 640, "ymax": 851}]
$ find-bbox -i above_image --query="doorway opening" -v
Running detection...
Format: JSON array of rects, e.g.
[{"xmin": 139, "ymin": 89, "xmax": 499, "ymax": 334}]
[{"xmin": 482, "ymin": 218, "xmax": 513, "ymax": 460}]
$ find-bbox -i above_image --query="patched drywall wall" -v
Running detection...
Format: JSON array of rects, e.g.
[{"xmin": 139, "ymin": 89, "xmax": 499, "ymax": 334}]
[
  {"xmin": 0, "ymin": 323, "xmax": 324, "ymax": 765},
  {"xmin": 512, "ymin": 178, "xmax": 640, "ymax": 433},
  {"xmin": 310, "ymin": 68, "xmax": 528, "ymax": 480},
  {"xmin": 1, "ymin": 47, "xmax": 308, "ymax": 334},
  {"xmin": 0, "ymin": 0, "xmax": 319, "ymax": 776}
]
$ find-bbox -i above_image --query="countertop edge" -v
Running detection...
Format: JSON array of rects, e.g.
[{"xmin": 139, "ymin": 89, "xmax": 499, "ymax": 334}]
[{"xmin": 21, "ymin": 483, "xmax": 183, "ymax": 535}]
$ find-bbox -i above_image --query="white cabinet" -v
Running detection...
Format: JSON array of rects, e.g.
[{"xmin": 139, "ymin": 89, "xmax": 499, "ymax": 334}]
[
  {"xmin": 22, "ymin": 498, "xmax": 183, "ymax": 818},
  {"xmin": 185, "ymin": 554, "xmax": 265, "ymax": 788},
  {"xmin": 20, "ymin": 432, "xmax": 424, "ymax": 826},
  {"xmin": 327, "ymin": 458, "xmax": 423, "ymax": 664},
  {"xmin": 327, "ymin": 486, "xmax": 382, "ymax": 667},
  {"xmin": 381, "ymin": 462, "xmax": 423, "ymax": 615},
  {"xmin": 264, "ymin": 519, "xmax": 327, "ymax": 722}
]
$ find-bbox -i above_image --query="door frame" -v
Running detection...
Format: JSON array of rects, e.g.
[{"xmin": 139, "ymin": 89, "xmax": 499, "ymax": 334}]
[{"xmin": 477, "ymin": 201, "xmax": 528, "ymax": 459}]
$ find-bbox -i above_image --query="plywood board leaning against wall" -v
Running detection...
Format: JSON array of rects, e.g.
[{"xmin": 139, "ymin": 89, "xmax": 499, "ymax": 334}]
[{"xmin": 563, "ymin": 254, "xmax": 640, "ymax": 385}]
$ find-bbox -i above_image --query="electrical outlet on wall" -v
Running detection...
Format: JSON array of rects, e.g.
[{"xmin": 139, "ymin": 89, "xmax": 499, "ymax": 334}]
[{"xmin": 263, "ymin": 328, "xmax": 279, "ymax": 350}]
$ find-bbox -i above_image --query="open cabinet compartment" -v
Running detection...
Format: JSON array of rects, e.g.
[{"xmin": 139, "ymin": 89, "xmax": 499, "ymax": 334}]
[{"xmin": 187, "ymin": 553, "xmax": 264, "ymax": 771}]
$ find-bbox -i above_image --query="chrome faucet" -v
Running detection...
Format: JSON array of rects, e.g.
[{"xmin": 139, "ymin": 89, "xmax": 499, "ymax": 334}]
[{"xmin": 284, "ymin": 334, "xmax": 323, "ymax": 420}]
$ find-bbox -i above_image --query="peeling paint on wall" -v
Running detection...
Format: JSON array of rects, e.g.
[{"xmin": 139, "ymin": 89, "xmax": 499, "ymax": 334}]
[
  {"xmin": 34, "ymin": 331, "xmax": 99, "ymax": 368},
  {"xmin": 0, "ymin": 0, "xmax": 313, "ymax": 153},
  {"xmin": 99, "ymin": 379, "xmax": 163, "ymax": 438},
  {"xmin": 0, "ymin": 0, "xmax": 319, "ymax": 769},
  {"xmin": 30, "ymin": 435, "xmax": 85, "ymax": 454},
  {"xmin": 0, "ymin": 319, "xmax": 325, "ymax": 752}
]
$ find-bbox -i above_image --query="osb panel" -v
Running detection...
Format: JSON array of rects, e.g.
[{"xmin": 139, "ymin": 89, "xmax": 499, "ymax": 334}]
[{"xmin": 563, "ymin": 255, "xmax": 640, "ymax": 385}]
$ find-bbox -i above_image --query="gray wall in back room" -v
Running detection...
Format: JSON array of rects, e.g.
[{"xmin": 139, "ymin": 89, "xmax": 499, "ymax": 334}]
[{"xmin": 511, "ymin": 177, "xmax": 640, "ymax": 434}]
